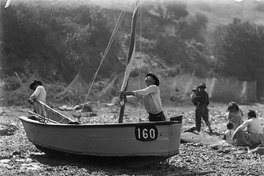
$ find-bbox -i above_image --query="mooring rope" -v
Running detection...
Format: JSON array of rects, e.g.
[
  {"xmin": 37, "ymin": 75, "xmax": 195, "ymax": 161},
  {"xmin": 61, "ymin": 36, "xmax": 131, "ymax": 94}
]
[{"xmin": 79, "ymin": 7, "xmax": 127, "ymax": 114}]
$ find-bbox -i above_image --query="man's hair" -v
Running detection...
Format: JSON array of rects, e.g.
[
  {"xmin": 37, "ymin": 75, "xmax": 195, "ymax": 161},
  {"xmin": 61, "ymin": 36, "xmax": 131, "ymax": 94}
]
[
  {"xmin": 247, "ymin": 109, "xmax": 256, "ymax": 119},
  {"xmin": 29, "ymin": 80, "xmax": 43, "ymax": 90},
  {"xmin": 198, "ymin": 83, "xmax": 206, "ymax": 89},
  {"xmin": 227, "ymin": 101, "xmax": 239, "ymax": 112},
  {"xmin": 146, "ymin": 73, "xmax": 160, "ymax": 86},
  {"xmin": 227, "ymin": 123, "xmax": 233, "ymax": 130}
]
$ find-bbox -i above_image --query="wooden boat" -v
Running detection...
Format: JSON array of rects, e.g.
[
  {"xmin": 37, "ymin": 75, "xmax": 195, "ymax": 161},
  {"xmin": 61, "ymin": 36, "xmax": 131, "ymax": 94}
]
[
  {"xmin": 20, "ymin": 100, "xmax": 182, "ymax": 166},
  {"xmin": 19, "ymin": 113, "xmax": 182, "ymax": 158},
  {"xmin": 19, "ymin": 2, "xmax": 183, "ymax": 166}
]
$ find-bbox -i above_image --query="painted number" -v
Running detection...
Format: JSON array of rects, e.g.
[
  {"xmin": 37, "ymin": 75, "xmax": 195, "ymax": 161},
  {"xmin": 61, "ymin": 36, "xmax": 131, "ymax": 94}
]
[{"xmin": 135, "ymin": 125, "xmax": 158, "ymax": 141}]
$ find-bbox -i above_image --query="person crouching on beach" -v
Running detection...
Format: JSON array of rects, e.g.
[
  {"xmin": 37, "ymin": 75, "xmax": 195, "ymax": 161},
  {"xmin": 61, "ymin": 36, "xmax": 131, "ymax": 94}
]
[{"xmin": 28, "ymin": 80, "xmax": 47, "ymax": 117}]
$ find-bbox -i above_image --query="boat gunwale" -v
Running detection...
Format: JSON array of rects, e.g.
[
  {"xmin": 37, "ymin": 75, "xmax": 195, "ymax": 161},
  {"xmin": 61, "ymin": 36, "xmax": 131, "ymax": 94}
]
[{"xmin": 19, "ymin": 116, "xmax": 182, "ymax": 128}]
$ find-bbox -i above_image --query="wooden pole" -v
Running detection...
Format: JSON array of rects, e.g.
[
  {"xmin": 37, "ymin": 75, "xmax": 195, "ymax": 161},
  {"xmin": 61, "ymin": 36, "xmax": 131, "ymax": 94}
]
[{"xmin": 118, "ymin": 2, "xmax": 139, "ymax": 123}]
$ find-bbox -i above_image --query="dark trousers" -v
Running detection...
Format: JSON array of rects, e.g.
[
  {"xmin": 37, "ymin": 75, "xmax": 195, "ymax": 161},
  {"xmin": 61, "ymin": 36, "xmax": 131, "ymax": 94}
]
[
  {"xmin": 148, "ymin": 111, "xmax": 166, "ymax": 122},
  {"xmin": 195, "ymin": 106, "xmax": 209, "ymax": 132}
]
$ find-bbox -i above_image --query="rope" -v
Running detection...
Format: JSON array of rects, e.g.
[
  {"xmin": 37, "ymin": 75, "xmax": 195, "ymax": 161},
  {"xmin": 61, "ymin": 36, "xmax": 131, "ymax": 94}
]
[{"xmin": 79, "ymin": 9, "xmax": 126, "ymax": 114}]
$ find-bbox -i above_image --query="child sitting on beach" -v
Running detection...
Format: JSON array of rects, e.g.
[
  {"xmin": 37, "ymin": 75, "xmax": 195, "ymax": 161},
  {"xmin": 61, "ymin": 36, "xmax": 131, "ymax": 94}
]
[
  {"xmin": 223, "ymin": 122, "xmax": 235, "ymax": 145},
  {"xmin": 210, "ymin": 123, "xmax": 236, "ymax": 149}
]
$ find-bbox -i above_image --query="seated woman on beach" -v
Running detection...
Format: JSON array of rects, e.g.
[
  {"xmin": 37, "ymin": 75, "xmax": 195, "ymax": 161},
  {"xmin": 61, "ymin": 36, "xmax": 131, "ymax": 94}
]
[
  {"xmin": 227, "ymin": 101, "xmax": 243, "ymax": 130},
  {"xmin": 233, "ymin": 110, "xmax": 264, "ymax": 148}
]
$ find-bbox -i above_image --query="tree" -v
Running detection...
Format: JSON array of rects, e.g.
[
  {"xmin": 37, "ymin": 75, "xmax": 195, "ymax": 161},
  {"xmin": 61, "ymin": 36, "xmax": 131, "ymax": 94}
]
[
  {"xmin": 155, "ymin": 34, "xmax": 187, "ymax": 66},
  {"xmin": 212, "ymin": 18, "xmax": 264, "ymax": 80},
  {"xmin": 154, "ymin": 34, "xmax": 211, "ymax": 77},
  {"xmin": 56, "ymin": 6, "xmax": 122, "ymax": 81},
  {"xmin": 1, "ymin": 3, "xmax": 122, "ymax": 82},
  {"xmin": 164, "ymin": 1, "xmax": 188, "ymax": 20},
  {"xmin": 1, "ymin": 4, "xmax": 74, "ymax": 81},
  {"xmin": 179, "ymin": 12, "xmax": 208, "ymax": 43}
]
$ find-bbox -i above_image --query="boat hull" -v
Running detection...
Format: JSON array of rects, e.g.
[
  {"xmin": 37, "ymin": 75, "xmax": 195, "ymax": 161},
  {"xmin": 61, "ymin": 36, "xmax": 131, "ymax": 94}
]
[{"xmin": 19, "ymin": 116, "xmax": 182, "ymax": 157}]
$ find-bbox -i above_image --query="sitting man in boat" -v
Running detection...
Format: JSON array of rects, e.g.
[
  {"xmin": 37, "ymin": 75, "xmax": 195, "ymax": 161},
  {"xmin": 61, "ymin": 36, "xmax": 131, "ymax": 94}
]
[
  {"xmin": 120, "ymin": 73, "xmax": 166, "ymax": 122},
  {"xmin": 233, "ymin": 110, "xmax": 264, "ymax": 148},
  {"xmin": 28, "ymin": 80, "xmax": 47, "ymax": 117}
]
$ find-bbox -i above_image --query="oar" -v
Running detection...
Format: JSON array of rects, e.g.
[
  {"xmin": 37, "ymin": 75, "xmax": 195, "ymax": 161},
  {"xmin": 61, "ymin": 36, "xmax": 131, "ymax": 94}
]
[
  {"xmin": 28, "ymin": 111, "xmax": 58, "ymax": 124},
  {"xmin": 35, "ymin": 100, "xmax": 74, "ymax": 123}
]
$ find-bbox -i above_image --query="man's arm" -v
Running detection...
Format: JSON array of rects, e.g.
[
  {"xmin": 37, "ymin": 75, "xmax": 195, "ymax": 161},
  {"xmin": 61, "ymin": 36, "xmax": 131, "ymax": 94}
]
[
  {"xmin": 205, "ymin": 92, "xmax": 209, "ymax": 106},
  {"xmin": 120, "ymin": 91, "xmax": 135, "ymax": 97},
  {"xmin": 133, "ymin": 85, "xmax": 157, "ymax": 96},
  {"xmin": 29, "ymin": 87, "xmax": 40, "ymax": 101},
  {"xmin": 232, "ymin": 121, "xmax": 249, "ymax": 140},
  {"xmin": 120, "ymin": 86, "xmax": 157, "ymax": 97}
]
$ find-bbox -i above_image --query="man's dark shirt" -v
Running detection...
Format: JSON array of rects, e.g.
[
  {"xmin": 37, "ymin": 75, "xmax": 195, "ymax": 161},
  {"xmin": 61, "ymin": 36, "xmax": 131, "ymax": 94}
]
[{"xmin": 197, "ymin": 90, "xmax": 209, "ymax": 106}]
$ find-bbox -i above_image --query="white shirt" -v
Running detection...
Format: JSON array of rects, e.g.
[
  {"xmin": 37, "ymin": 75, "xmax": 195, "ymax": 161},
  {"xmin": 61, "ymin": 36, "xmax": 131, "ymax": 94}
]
[
  {"xmin": 30, "ymin": 85, "xmax": 47, "ymax": 103},
  {"xmin": 132, "ymin": 85, "xmax": 163, "ymax": 114}
]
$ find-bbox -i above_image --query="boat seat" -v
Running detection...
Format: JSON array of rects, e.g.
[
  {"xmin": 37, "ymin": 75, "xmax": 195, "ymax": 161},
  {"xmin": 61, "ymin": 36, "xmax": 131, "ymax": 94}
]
[
  {"xmin": 67, "ymin": 121, "xmax": 80, "ymax": 125},
  {"xmin": 170, "ymin": 115, "xmax": 183, "ymax": 123},
  {"xmin": 28, "ymin": 115, "xmax": 41, "ymax": 122}
]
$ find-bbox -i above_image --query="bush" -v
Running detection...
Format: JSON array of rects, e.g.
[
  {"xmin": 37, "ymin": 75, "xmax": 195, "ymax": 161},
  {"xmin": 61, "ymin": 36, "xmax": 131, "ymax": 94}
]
[{"xmin": 2, "ymin": 76, "xmax": 20, "ymax": 91}]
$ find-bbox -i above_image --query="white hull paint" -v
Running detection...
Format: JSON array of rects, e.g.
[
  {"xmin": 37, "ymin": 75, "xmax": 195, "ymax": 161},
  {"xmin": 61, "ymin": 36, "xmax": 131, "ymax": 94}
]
[{"xmin": 19, "ymin": 116, "xmax": 182, "ymax": 157}]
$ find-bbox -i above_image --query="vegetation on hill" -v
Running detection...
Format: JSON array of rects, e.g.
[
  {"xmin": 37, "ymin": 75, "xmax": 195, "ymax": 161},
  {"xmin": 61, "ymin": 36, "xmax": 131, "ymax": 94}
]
[
  {"xmin": 1, "ymin": 3, "xmax": 122, "ymax": 83},
  {"xmin": 1, "ymin": 0, "xmax": 264, "ymax": 95},
  {"xmin": 212, "ymin": 18, "xmax": 264, "ymax": 81}
]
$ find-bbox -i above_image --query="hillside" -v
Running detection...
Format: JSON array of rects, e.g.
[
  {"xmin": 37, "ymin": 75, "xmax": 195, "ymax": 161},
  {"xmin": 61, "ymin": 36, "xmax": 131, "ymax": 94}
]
[
  {"xmin": 2, "ymin": 0, "xmax": 264, "ymax": 104},
  {"xmin": 94, "ymin": 0, "xmax": 264, "ymax": 31},
  {"xmin": 185, "ymin": 0, "xmax": 264, "ymax": 30},
  {"xmin": 10, "ymin": 0, "xmax": 264, "ymax": 29},
  {"xmin": 99, "ymin": 0, "xmax": 264, "ymax": 74}
]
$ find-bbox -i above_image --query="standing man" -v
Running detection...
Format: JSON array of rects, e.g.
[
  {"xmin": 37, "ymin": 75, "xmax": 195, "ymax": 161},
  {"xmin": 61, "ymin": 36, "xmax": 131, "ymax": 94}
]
[
  {"xmin": 28, "ymin": 80, "xmax": 47, "ymax": 117},
  {"xmin": 119, "ymin": 73, "xmax": 165, "ymax": 122},
  {"xmin": 195, "ymin": 83, "xmax": 213, "ymax": 133}
]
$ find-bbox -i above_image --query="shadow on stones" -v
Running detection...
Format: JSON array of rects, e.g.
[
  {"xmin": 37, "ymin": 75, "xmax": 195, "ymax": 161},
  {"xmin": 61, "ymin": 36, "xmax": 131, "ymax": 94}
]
[{"xmin": 0, "ymin": 123, "xmax": 18, "ymax": 136}]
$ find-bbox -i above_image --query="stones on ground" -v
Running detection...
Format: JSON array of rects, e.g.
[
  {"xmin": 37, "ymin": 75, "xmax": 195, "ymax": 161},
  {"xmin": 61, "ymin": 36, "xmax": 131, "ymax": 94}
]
[{"xmin": 0, "ymin": 123, "xmax": 18, "ymax": 136}]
